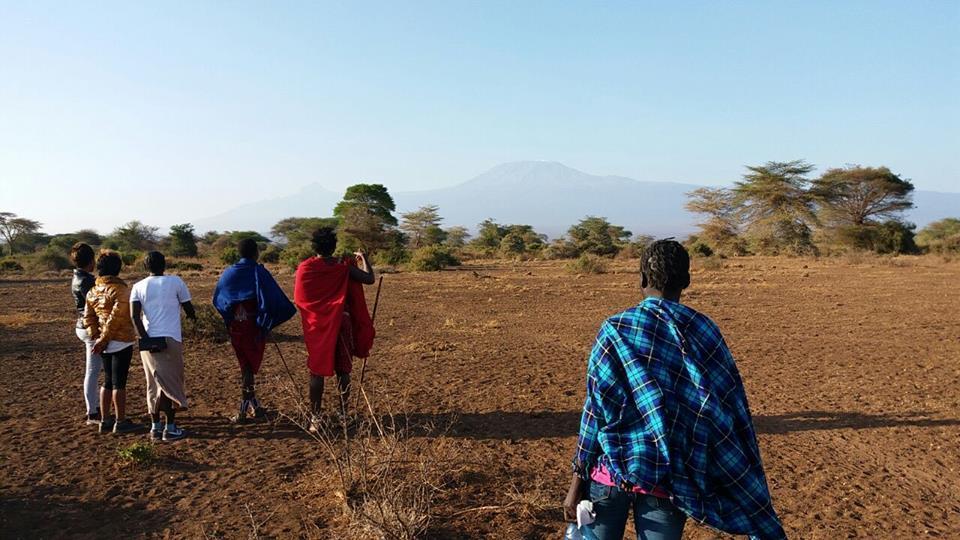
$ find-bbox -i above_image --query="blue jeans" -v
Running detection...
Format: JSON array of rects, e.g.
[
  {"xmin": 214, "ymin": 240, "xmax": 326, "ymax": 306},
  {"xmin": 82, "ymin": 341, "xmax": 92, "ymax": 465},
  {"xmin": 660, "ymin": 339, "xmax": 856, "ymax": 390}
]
[{"xmin": 584, "ymin": 481, "xmax": 686, "ymax": 540}]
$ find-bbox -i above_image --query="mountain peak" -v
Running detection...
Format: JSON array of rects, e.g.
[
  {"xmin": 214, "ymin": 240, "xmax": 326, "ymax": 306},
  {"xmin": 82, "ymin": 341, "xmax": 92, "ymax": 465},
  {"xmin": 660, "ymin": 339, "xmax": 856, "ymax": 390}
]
[{"xmin": 461, "ymin": 160, "xmax": 597, "ymax": 189}]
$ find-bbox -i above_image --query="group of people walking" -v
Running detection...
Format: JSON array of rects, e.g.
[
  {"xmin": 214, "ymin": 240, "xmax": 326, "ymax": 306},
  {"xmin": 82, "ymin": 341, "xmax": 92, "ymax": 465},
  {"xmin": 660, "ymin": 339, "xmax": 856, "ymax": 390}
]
[
  {"xmin": 71, "ymin": 227, "xmax": 375, "ymax": 441},
  {"xmin": 71, "ymin": 230, "xmax": 783, "ymax": 538}
]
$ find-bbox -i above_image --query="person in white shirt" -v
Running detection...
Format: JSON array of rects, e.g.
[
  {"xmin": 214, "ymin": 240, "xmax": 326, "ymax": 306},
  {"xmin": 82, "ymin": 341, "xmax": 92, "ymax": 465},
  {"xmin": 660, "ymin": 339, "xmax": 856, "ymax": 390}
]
[{"xmin": 130, "ymin": 251, "xmax": 196, "ymax": 442}]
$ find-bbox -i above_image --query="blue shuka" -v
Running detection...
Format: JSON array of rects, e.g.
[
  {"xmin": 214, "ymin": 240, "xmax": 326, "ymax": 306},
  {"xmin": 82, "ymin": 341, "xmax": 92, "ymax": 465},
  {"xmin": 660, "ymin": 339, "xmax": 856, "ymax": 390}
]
[
  {"xmin": 213, "ymin": 258, "xmax": 296, "ymax": 334},
  {"xmin": 573, "ymin": 297, "xmax": 786, "ymax": 540}
]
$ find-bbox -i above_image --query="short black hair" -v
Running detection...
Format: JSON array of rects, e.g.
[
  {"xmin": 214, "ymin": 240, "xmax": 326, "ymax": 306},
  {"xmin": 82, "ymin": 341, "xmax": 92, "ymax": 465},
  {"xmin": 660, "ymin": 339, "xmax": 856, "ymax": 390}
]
[
  {"xmin": 238, "ymin": 238, "xmax": 259, "ymax": 261},
  {"xmin": 311, "ymin": 227, "xmax": 337, "ymax": 256},
  {"xmin": 144, "ymin": 251, "xmax": 166, "ymax": 274},
  {"xmin": 70, "ymin": 242, "xmax": 95, "ymax": 269},
  {"xmin": 641, "ymin": 239, "xmax": 690, "ymax": 293},
  {"xmin": 96, "ymin": 250, "xmax": 123, "ymax": 277}
]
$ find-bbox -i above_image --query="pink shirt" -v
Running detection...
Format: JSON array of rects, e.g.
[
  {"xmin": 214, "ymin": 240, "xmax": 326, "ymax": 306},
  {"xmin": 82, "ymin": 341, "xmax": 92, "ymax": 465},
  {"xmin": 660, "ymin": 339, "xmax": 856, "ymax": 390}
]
[{"xmin": 590, "ymin": 463, "xmax": 670, "ymax": 498}]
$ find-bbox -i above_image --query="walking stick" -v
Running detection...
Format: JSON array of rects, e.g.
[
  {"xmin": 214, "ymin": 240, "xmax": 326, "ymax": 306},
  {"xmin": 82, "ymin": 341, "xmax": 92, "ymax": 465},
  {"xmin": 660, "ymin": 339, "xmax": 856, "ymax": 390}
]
[
  {"xmin": 271, "ymin": 334, "xmax": 305, "ymax": 403},
  {"xmin": 353, "ymin": 275, "xmax": 383, "ymax": 409}
]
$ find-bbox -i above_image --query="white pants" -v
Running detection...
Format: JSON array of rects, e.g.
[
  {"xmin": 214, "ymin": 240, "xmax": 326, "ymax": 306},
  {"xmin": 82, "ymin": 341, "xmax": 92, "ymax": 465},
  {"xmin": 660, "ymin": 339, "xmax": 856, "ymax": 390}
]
[{"xmin": 75, "ymin": 327, "xmax": 103, "ymax": 414}]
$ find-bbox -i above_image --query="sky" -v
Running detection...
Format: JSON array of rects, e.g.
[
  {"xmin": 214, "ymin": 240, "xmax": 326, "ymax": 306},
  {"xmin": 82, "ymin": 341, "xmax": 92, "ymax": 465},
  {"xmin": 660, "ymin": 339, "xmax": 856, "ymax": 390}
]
[{"xmin": 1, "ymin": 1, "xmax": 958, "ymax": 234}]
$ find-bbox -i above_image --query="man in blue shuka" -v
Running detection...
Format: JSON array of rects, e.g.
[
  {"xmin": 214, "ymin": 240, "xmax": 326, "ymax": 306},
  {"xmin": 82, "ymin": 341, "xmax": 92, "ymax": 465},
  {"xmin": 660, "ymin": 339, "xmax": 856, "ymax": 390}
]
[
  {"xmin": 213, "ymin": 239, "xmax": 297, "ymax": 423},
  {"xmin": 563, "ymin": 239, "xmax": 785, "ymax": 540}
]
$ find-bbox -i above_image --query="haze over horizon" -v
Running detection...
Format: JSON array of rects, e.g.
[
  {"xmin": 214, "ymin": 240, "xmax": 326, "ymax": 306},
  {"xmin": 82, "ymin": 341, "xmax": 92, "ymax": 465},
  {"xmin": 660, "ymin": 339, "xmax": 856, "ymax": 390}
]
[{"xmin": 2, "ymin": 1, "xmax": 958, "ymax": 234}]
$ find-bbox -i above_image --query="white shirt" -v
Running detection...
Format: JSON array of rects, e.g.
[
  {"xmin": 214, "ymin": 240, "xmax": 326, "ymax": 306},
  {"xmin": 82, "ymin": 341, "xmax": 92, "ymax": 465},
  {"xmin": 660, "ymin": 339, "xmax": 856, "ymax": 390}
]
[{"xmin": 130, "ymin": 275, "xmax": 192, "ymax": 342}]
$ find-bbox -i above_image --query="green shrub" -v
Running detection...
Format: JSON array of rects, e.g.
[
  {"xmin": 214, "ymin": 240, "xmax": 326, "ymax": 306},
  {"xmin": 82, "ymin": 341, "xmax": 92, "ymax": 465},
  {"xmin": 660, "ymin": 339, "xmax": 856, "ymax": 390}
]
[
  {"xmin": 0, "ymin": 259, "xmax": 24, "ymax": 273},
  {"xmin": 688, "ymin": 241, "xmax": 714, "ymax": 258},
  {"xmin": 167, "ymin": 260, "xmax": 204, "ymax": 271},
  {"xmin": 566, "ymin": 253, "xmax": 608, "ymax": 274},
  {"xmin": 915, "ymin": 218, "xmax": 960, "ymax": 254},
  {"xmin": 120, "ymin": 252, "xmax": 140, "ymax": 267},
  {"xmin": 118, "ymin": 441, "xmax": 155, "ymax": 465},
  {"xmin": 260, "ymin": 244, "xmax": 282, "ymax": 264},
  {"xmin": 281, "ymin": 244, "xmax": 315, "ymax": 270},
  {"xmin": 36, "ymin": 248, "xmax": 72, "ymax": 271},
  {"xmin": 407, "ymin": 245, "xmax": 459, "ymax": 272},
  {"xmin": 183, "ymin": 303, "xmax": 228, "ymax": 343},
  {"xmin": 220, "ymin": 247, "xmax": 240, "ymax": 265}
]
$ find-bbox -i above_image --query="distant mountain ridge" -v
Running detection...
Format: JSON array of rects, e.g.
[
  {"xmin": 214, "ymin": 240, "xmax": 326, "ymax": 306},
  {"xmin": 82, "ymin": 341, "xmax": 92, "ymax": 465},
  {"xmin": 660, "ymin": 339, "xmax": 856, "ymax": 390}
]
[{"xmin": 193, "ymin": 161, "xmax": 959, "ymax": 239}]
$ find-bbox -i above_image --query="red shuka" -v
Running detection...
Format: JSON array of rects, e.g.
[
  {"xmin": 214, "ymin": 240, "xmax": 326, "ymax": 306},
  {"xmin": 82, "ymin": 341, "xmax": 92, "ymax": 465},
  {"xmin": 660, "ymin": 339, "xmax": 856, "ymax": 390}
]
[{"xmin": 294, "ymin": 257, "xmax": 375, "ymax": 376}]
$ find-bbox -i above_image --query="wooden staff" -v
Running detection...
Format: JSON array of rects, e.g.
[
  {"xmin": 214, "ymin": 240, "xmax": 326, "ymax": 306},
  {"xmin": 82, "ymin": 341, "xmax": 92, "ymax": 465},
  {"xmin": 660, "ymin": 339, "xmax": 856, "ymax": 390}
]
[{"xmin": 353, "ymin": 275, "xmax": 383, "ymax": 409}]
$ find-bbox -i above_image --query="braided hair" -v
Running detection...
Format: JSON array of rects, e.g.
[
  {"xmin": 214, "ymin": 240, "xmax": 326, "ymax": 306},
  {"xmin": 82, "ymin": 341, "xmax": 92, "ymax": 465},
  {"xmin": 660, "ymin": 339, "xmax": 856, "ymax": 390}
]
[{"xmin": 640, "ymin": 239, "xmax": 690, "ymax": 293}]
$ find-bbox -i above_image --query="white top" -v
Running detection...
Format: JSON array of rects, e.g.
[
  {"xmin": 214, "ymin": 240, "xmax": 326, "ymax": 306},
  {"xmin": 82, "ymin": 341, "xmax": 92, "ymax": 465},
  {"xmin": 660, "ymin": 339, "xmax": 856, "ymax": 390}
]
[
  {"xmin": 105, "ymin": 341, "xmax": 135, "ymax": 354},
  {"xmin": 130, "ymin": 275, "xmax": 192, "ymax": 342}
]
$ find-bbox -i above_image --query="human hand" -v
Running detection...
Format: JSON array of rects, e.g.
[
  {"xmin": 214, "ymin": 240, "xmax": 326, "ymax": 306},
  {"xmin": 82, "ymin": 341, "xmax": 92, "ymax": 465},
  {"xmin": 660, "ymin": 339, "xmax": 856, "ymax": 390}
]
[{"xmin": 92, "ymin": 340, "xmax": 107, "ymax": 355}]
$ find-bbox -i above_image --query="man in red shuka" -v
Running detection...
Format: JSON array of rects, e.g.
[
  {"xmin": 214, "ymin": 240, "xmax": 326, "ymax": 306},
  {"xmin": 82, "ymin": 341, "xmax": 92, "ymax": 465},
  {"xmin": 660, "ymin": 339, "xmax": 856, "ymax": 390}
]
[{"xmin": 294, "ymin": 227, "xmax": 375, "ymax": 430}]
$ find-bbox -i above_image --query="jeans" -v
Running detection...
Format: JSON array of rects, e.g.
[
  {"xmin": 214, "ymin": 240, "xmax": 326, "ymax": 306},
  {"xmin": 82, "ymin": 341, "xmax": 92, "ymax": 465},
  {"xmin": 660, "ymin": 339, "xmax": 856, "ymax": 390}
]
[
  {"xmin": 584, "ymin": 481, "xmax": 686, "ymax": 540},
  {"xmin": 75, "ymin": 327, "xmax": 103, "ymax": 414}
]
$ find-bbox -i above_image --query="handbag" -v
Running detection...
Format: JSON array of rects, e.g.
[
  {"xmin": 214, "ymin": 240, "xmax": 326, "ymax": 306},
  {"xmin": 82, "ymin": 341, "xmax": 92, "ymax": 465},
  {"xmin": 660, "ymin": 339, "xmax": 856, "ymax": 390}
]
[{"xmin": 139, "ymin": 336, "xmax": 168, "ymax": 353}]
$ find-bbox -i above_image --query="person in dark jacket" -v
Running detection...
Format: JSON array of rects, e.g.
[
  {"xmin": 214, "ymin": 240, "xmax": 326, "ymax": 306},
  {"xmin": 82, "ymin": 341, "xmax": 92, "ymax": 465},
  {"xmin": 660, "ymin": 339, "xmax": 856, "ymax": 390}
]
[
  {"xmin": 213, "ymin": 239, "xmax": 296, "ymax": 423},
  {"xmin": 71, "ymin": 242, "xmax": 101, "ymax": 425}
]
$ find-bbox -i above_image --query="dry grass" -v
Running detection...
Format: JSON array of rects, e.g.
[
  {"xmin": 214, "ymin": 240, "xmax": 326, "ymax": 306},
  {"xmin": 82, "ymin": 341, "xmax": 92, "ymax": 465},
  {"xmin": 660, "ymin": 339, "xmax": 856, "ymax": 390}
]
[
  {"xmin": 0, "ymin": 312, "xmax": 69, "ymax": 328},
  {"xmin": 275, "ymin": 378, "xmax": 463, "ymax": 540}
]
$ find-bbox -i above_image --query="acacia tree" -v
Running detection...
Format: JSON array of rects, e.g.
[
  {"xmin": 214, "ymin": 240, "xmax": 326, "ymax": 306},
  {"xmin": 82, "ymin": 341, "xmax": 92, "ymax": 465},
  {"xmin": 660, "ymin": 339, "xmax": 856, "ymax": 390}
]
[
  {"xmin": 443, "ymin": 226, "xmax": 470, "ymax": 248},
  {"xmin": 0, "ymin": 212, "xmax": 42, "ymax": 255},
  {"xmin": 271, "ymin": 217, "xmax": 340, "ymax": 245},
  {"xmin": 168, "ymin": 223, "xmax": 198, "ymax": 257},
  {"xmin": 400, "ymin": 205, "xmax": 445, "ymax": 249},
  {"xmin": 685, "ymin": 187, "xmax": 746, "ymax": 255},
  {"xmin": 812, "ymin": 166, "xmax": 914, "ymax": 226},
  {"xmin": 108, "ymin": 221, "xmax": 159, "ymax": 252},
  {"xmin": 499, "ymin": 224, "xmax": 546, "ymax": 256},
  {"xmin": 733, "ymin": 160, "xmax": 818, "ymax": 255},
  {"xmin": 334, "ymin": 184, "xmax": 398, "ymax": 252},
  {"xmin": 567, "ymin": 216, "xmax": 632, "ymax": 257}
]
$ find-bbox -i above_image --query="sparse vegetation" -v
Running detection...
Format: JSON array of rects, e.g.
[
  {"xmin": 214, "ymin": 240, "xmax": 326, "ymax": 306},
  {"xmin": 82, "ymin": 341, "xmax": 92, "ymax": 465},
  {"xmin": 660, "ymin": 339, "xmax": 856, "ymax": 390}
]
[
  {"xmin": 407, "ymin": 245, "xmax": 459, "ymax": 272},
  {"xmin": 0, "ymin": 259, "xmax": 24, "ymax": 273},
  {"xmin": 566, "ymin": 253, "xmax": 607, "ymax": 274},
  {"xmin": 117, "ymin": 441, "xmax": 156, "ymax": 465},
  {"xmin": 183, "ymin": 303, "xmax": 228, "ymax": 343}
]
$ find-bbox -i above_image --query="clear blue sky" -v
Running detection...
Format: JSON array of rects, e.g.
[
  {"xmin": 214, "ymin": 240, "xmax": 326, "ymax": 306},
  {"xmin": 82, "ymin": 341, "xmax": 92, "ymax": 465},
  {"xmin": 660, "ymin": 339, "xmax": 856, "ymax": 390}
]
[{"xmin": 1, "ymin": 1, "xmax": 957, "ymax": 234}]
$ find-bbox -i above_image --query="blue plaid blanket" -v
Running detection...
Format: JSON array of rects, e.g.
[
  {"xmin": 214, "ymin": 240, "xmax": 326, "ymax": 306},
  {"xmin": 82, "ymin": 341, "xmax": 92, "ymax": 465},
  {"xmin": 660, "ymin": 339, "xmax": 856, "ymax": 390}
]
[{"xmin": 573, "ymin": 297, "xmax": 785, "ymax": 539}]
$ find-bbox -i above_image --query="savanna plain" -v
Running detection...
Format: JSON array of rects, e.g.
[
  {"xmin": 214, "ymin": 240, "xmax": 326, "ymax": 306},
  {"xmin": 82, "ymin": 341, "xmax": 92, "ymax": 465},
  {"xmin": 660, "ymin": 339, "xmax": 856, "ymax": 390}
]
[{"xmin": 1, "ymin": 256, "xmax": 958, "ymax": 539}]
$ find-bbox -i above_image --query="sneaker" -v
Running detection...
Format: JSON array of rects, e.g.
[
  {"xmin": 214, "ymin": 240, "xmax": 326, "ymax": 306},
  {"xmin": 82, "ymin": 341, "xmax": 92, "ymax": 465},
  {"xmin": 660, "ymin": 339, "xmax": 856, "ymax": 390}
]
[
  {"xmin": 85, "ymin": 411, "xmax": 102, "ymax": 425},
  {"xmin": 113, "ymin": 419, "xmax": 141, "ymax": 434},
  {"xmin": 149, "ymin": 425, "xmax": 162, "ymax": 441},
  {"xmin": 99, "ymin": 417, "xmax": 116, "ymax": 434},
  {"xmin": 162, "ymin": 424, "xmax": 186, "ymax": 441}
]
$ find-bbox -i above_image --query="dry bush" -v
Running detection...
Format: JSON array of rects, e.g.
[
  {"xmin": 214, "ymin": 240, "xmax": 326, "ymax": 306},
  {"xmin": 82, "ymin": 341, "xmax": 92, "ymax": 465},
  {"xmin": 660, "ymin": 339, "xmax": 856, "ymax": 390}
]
[
  {"xmin": 277, "ymin": 381, "xmax": 461, "ymax": 540},
  {"xmin": 695, "ymin": 255, "xmax": 725, "ymax": 271},
  {"xmin": 182, "ymin": 303, "xmax": 228, "ymax": 343},
  {"xmin": 566, "ymin": 253, "xmax": 608, "ymax": 274}
]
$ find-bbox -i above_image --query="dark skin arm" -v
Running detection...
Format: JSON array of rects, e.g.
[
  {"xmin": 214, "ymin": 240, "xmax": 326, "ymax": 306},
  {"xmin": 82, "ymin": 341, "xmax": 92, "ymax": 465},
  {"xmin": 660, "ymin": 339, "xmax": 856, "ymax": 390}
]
[
  {"xmin": 347, "ymin": 251, "xmax": 375, "ymax": 285},
  {"xmin": 563, "ymin": 475, "xmax": 585, "ymax": 522},
  {"xmin": 132, "ymin": 300, "xmax": 196, "ymax": 338}
]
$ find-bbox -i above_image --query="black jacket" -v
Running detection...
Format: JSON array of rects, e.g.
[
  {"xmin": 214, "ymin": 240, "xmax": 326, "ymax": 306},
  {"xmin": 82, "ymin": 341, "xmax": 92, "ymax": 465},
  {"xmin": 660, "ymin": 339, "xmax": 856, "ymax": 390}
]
[{"xmin": 72, "ymin": 269, "xmax": 96, "ymax": 323}]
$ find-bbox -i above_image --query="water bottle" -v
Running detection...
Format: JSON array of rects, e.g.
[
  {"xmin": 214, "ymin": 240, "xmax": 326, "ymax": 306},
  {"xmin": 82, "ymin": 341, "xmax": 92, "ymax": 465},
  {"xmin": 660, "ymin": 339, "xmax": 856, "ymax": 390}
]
[
  {"xmin": 564, "ymin": 523, "xmax": 584, "ymax": 540},
  {"xmin": 564, "ymin": 522, "xmax": 600, "ymax": 540}
]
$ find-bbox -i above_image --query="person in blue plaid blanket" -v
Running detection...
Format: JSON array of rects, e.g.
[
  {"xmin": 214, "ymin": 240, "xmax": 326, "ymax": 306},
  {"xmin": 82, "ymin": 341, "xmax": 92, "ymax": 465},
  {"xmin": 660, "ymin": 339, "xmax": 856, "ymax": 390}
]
[{"xmin": 563, "ymin": 239, "xmax": 786, "ymax": 540}]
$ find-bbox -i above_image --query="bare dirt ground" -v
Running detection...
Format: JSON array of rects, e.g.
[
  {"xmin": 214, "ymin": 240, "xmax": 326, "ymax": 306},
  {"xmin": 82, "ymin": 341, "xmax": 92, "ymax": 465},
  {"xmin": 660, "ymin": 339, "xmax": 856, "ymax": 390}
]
[{"xmin": 1, "ymin": 256, "xmax": 959, "ymax": 539}]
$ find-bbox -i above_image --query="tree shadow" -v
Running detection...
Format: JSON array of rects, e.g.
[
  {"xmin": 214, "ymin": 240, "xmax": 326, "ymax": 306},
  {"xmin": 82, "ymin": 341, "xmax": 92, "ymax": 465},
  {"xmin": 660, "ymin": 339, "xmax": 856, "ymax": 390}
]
[
  {"xmin": 393, "ymin": 410, "xmax": 960, "ymax": 440},
  {"xmin": 752, "ymin": 410, "xmax": 960, "ymax": 435},
  {"xmin": 0, "ymin": 484, "xmax": 172, "ymax": 539}
]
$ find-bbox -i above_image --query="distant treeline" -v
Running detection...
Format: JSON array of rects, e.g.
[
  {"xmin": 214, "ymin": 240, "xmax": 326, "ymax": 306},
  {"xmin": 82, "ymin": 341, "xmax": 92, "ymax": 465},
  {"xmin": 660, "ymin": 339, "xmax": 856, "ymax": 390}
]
[{"xmin": 2, "ymin": 160, "xmax": 958, "ymax": 273}]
